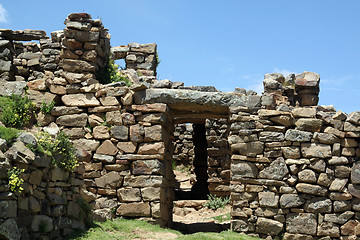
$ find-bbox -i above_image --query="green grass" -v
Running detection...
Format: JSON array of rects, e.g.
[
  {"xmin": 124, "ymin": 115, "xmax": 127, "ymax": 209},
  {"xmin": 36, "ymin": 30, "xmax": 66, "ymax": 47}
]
[
  {"xmin": 0, "ymin": 125, "xmax": 20, "ymax": 145},
  {"xmin": 177, "ymin": 231, "xmax": 258, "ymax": 240},
  {"xmin": 65, "ymin": 218, "xmax": 259, "ymax": 240},
  {"xmin": 210, "ymin": 213, "xmax": 231, "ymax": 223}
]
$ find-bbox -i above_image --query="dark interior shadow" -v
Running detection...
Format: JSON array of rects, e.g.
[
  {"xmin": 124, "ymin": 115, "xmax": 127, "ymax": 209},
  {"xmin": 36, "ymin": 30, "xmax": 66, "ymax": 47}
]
[{"xmin": 172, "ymin": 221, "xmax": 230, "ymax": 234}]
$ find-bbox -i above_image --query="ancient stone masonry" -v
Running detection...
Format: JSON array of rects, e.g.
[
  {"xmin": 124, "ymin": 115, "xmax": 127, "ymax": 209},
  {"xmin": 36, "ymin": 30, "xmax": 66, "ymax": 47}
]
[
  {"xmin": 229, "ymin": 104, "xmax": 360, "ymax": 239},
  {"xmin": 0, "ymin": 12, "xmax": 360, "ymax": 240}
]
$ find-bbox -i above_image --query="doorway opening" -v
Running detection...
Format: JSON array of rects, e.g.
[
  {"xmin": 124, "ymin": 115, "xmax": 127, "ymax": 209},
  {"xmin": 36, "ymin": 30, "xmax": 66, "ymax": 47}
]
[{"xmin": 170, "ymin": 119, "xmax": 231, "ymax": 233}]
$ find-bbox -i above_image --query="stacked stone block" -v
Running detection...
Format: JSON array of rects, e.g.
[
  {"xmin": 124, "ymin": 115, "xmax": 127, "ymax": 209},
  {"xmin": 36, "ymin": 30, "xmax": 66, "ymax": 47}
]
[
  {"xmin": 206, "ymin": 119, "xmax": 231, "ymax": 197},
  {"xmin": 48, "ymin": 81, "xmax": 174, "ymax": 226},
  {"xmin": 61, "ymin": 12, "xmax": 110, "ymax": 87},
  {"xmin": 173, "ymin": 123, "xmax": 194, "ymax": 166},
  {"xmin": 0, "ymin": 137, "xmax": 85, "ymax": 239},
  {"xmin": 263, "ymin": 71, "xmax": 320, "ymax": 108},
  {"xmin": 111, "ymin": 42, "xmax": 158, "ymax": 83},
  {"xmin": 229, "ymin": 104, "xmax": 360, "ymax": 239}
]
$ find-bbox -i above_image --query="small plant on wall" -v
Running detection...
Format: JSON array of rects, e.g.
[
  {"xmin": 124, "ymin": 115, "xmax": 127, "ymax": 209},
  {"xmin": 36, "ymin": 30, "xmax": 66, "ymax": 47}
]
[
  {"xmin": 35, "ymin": 131, "xmax": 78, "ymax": 172},
  {"xmin": 7, "ymin": 167, "xmax": 24, "ymax": 192},
  {"xmin": 0, "ymin": 94, "xmax": 35, "ymax": 128},
  {"xmin": 97, "ymin": 57, "xmax": 132, "ymax": 86}
]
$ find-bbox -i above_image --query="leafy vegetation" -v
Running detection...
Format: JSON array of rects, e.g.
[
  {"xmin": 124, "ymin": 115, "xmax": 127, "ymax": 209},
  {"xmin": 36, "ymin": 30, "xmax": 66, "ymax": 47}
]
[
  {"xmin": 65, "ymin": 218, "xmax": 259, "ymax": 240},
  {"xmin": 0, "ymin": 126, "xmax": 20, "ymax": 145},
  {"xmin": 35, "ymin": 131, "xmax": 78, "ymax": 172},
  {"xmin": 0, "ymin": 94, "xmax": 34, "ymax": 128},
  {"xmin": 203, "ymin": 194, "xmax": 230, "ymax": 211},
  {"xmin": 97, "ymin": 58, "xmax": 131, "ymax": 86},
  {"xmin": 76, "ymin": 197, "xmax": 94, "ymax": 227},
  {"xmin": 40, "ymin": 100, "xmax": 55, "ymax": 114},
  {"xmin": 7, "ymin": 167, "xmax": 24, "ymax": 192}
]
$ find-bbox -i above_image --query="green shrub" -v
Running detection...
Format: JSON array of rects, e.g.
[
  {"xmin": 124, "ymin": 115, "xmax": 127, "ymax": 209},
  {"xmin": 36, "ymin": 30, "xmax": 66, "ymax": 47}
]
[
  {"xmin": 97, "ymin": 58, "xmax": 131, "ymax": 86},
  {"xmin": 0, "ymin": 94, "xmax": 34, "ymax": 128},
  {"xmin": 203, "ymin": 194, "xmax": 230, "ymax": 210},
  {"xmin": 36, "ymin": 131, "xmax": 78, "ymax": 172},
  {"xmin": 40, "ymin": 100, "xmax": 55, "ymax": 114},
  {"xmin": 0, "ymin": 126, "xmax": 20, "ymax": 145},
  {"xmin": 7, "ymin": 167, "xmax": 24, "ymax": 192}
]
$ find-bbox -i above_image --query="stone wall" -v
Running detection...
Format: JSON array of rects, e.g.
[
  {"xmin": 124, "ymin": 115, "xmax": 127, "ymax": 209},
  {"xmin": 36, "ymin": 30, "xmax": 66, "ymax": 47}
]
[
  {"xmin": 229, "ymin": 103, "xmax": 360, "ymax": 239},
  {"xmin": 0, "ymin": 137, "xmax": 86, "ymax": 240},
  {"xmin": 0, "ymin": 12, "xmax": 359, "ymax": 240}
]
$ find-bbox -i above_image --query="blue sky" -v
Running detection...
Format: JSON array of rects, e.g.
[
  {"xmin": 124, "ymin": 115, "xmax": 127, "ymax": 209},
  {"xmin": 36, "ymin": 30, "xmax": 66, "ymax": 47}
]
[{"xmin": 1, "ymin": 1, "xmax": 359, "ymax": 113}]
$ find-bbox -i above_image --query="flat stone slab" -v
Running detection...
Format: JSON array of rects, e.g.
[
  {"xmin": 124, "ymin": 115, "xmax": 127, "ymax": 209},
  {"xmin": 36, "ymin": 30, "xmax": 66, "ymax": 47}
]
[{"xmin": 133, "ymin": 89, "xmax": 261, "ymax": 113}]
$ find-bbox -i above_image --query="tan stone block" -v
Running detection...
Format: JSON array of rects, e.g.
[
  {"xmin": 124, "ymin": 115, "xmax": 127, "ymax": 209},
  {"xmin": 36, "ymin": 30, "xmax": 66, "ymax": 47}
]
[
  {"xmin": 117, "ymin": 142, "xmax": 136, "ymax": 153},
  {"xmin": 99, "ymin": 96, "xmax": 119, "ymax": 106},
  {"xmin": 93, "ymin": 125, "xmax": 110, "ymax": 139},
  {"xmin": 138, "ymin": 142, "xmax": 165, "ymax": 155},
  {"xmin": 62, "ymin": 93, "xmax": 100, "ymax": 107},
  {"xmin": 116, "ymin": 202, "xmax": 150, "ymax": 217},
  {"xmin": 117, "ymin": 188, "xmax": 141, "ymax": 202},
  {"xmin": 49, "ymin": 85, "xmax": 66, "ymax": 95},
  {"xmin": 106, "ymin": 111, "xmax": 123, "ymax": 125},
  {"xmin": 96, "ymin": 140, "xmax": 118, "ymax": 155},
  {"xmin": 95, "ymin": 171, "xmax": 123, "ymax": 188}
]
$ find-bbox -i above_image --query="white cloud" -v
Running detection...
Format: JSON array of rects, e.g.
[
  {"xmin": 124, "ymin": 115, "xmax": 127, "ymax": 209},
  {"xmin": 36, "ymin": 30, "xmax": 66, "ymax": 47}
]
[
  {"xmin": 0, "ymin": 4, "xmax": 8, "ymax": 23},
  {"xmin": 273, "ymin": 68, "xmax": 299, "ymax": 77}
]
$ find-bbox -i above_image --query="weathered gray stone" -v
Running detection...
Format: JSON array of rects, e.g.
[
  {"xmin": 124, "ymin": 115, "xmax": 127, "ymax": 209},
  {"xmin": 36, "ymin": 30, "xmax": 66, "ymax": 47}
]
[
  {"xmin": 231, "ymin": 141, "xmax": 264, "ymax": 156},
  {"xmin": 141, "ymin": 187, "xmax": 161, "ymax": 201},
  {"xmin": 313, "ymin": 132, "xmax": 339, "ymax": 144},
  {"xmin": 256, "ymin": 217, "xmax": 283, "ymax": 236},
  {"xmin": 134, "ymin": 88, "xmax": 260, "ymax": 113},
  {"xmin": 0, "ymin": 200, "xmax": 16, "ymax": 218},
  {"xmin": 286, "ymin": 213, "xmax": 317, "ymax": 235},
  {"xmin": 329, "ymin": 178, "xmax": 348, "ymax": 191},
  {"xmin": 295, "ymin": 118, "xmax": 322, "ymax": 132},
  {"xmin": 259, "ymin": 131, "xmax": 284, "ymax": 142},
  {"xmin": 258, "ymin": 192, "xmax": 278, "ymax": 208},
  {"xmin": 347, "ymin": 111, "xmax": 360, "ymax": 125},
  {"xmin": 123, "ymin": 176, "xmax": 163, "ymax": 187},
  {"xmin": 317, "ymin": 222, "xmax": 340, "ymax": 237},
  {"xmin": 285, "ymin": 129, "xmax": 313, "ymax": 142},
  {"xmin": 132, "ymin": 160, "xmax": 163, "ymax": 175},
  {"xmin": 324, "ymin": 211, "xmax": 354, "ymax": 224},
  {"xmin": 351, "ymin": 163, "xmax": 360, "ymax": 184},
  {"xmin": 296, "ymin": 183, "xmax": 328, "ymax": 196},
  {"xmin": 56, "ymin": 113, "xmax": 88, "ymax": 127},
  {"xmin": 93, "ymin": 153, "xmax": 114, "ymax": 163},
  {"xmin": 0, "ymin": 219, "xmax": 21, "ymax": 240},
  {"xmin": 31, "ymin": 215, "xmax": 53, "ymax": 232},
  {"xmin": 298, "ymin": 169, "xmax": 317, "ymax": 183},
  {"xmin": 95, "ymin": 172, "xmax": 123, "ymax": 188},
  {"xmin": 281, "ymin": 146, "xmax": 301, "ymax": 159},
  {"xmin": 5, "ymin": 141, "xmax": 35, "ymax": 164},
  {"xmin": 304, "ymin": 197, "xmax": 332, "ymax": 213},
  {"xmin": 328, "ymin": 156, "xmax": 348, "ymax": 165},
  {"xmin": 231, "ymin": 161, "xmax": 258, "ymax": 178},
  {"xmin": 301, "ymin": 143, "xmax": 332, "ymax": 158},
  {"xmin": 280, "ymin": 194, "xmax": 304, "ymax": 208},
  {"xmin": 258, "ymin": 157, "xmax": 288, "ymax": 180},
  {"xmin": 110, "ymin": 126, "xmax": 128, "ymax": 140}
]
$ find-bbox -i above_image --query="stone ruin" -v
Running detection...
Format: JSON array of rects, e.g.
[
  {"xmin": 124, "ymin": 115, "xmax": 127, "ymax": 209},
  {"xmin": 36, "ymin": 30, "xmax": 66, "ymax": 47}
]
[{"xmin": 0, "ymin": 12, "xmax": 358, "ymax": 239}]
